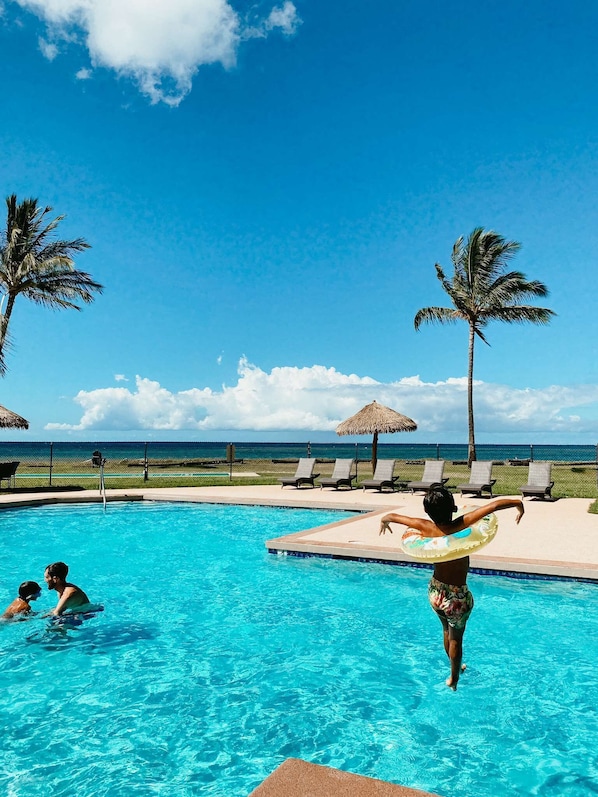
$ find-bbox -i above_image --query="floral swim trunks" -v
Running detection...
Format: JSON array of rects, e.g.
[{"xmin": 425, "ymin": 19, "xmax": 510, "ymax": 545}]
[{"xmin": 428, "ymin": 576, "xmax": 474, "ymax": 630}]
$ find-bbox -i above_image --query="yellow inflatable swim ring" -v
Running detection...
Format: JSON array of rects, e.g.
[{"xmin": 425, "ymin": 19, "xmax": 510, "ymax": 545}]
[{"xmin": 400, "ymin": 507, "xmax": 498, "ymax": 563}]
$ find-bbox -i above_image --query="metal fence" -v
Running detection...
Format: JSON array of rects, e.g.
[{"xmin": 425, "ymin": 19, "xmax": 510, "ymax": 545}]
[
  {"xmin": 0, "ymin": 442, "xmax": 238, "ymax": 491},
  {"xmin": 0, "ymin": 441, "xmax": 596, "ymax": 498}
]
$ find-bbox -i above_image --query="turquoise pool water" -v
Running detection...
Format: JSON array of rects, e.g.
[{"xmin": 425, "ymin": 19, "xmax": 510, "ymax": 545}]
[{"xmin": 1, "ymin": 501, "xmax": 597, "ymax": 797}]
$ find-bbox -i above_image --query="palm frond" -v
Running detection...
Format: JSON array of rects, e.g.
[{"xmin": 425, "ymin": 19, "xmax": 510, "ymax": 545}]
[
  {"xmin": 414, "ymin": 306, "xmax": 459, "ymax": 330},
  {"xmin": 485, "ymin": 306, "xmax": 556, "ymax": 324},
  {"xmin": 0, "ymin": 194, "xmax": 102, "ymax": 373}
]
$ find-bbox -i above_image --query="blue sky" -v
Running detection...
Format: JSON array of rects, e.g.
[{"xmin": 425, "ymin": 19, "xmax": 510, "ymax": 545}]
[{"xmin": 0, "ymin": 0, "xmax": 596, "ymax": 443}]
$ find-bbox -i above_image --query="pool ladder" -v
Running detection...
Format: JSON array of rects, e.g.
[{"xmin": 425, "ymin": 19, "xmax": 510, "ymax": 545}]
[
  {"xmin": 92, "ymin": 452, "xmax": 107, "ymax": 511},
  {"xmin": 99, "ymin": 459, "xmax": 106, "ymax": 511}
]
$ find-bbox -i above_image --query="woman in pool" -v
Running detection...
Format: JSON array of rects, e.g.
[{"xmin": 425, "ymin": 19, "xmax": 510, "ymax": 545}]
[{"xmin": 379, "ymin": 486, "xmax": 524, "ymax": 690}]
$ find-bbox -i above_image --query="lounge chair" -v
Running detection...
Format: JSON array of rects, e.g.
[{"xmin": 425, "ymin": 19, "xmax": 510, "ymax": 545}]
[
  {"xmin": 361, "ymin": 459, "xmax": 400, "ymax": 492},
  {"xmin": 319, "ymin": 459, "xmax": 356, "ymax": 490},
  {"xmin": 0, "ymin": 460, "xmax": 19, "ymax": 489},
  {"xmin": 519, "ymin": 462, "xmax": 554, "ymax": 500},
  {"xmin": 407, "ymin": 460, "xmax": 448, "ymax": 493},
  {"xmin": 279, "ymin": 458, "xmax": 320, "ymax": 489},
  {"xmin": 457, "ymin": 461, "xmax": 496, "ymax": 498}
]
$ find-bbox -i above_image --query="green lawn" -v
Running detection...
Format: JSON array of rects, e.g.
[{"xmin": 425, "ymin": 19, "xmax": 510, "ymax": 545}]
[{"xmin": 6, "ymin": 458, "xmax": 598, "ymax": 498}]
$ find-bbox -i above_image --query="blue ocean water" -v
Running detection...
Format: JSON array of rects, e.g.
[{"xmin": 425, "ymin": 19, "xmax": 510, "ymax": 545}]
[
  {"xmin": 0, "ymin": 440, "xmax": 596, "ymax": 463},
  {"xmin": 1, "ymin": 501, "xmax": 597, "ymax": 797}
]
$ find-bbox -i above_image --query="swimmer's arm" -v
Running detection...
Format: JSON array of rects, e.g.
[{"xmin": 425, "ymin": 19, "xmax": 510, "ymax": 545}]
[
  {"xmin": 455, "ymin": 498, "xmax": 524, "ymax": 532},
  {"xmin": 51, "ymin": 586, "xmax": 78, "ymax": 616}
]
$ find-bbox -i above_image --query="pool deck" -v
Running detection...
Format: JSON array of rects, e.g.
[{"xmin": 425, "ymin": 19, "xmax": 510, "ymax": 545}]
[
  {"xmin": 3, "ymin": 485, "xmax": 596, "ymax": 797},
  {"xmin": 1, "ymin": 484, "xmax": 597, "ymax": 581}
]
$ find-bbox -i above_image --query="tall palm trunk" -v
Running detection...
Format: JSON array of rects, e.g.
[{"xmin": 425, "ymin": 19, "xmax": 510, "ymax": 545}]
[
  {"xmin": 467, "ymin": 323, "xmax": 476, "ymax": 466},
  {"xmin": 0, "ymin": 293, "xmax": 15, "ymax": 362},
  {"xmin": 415, "ymin": 230, "xmax": 553, "ymax": 463}
]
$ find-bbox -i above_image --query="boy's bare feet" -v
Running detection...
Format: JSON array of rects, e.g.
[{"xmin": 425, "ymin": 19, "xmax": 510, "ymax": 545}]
[{"xmin": 446, "ymin": 665, "xmax": 466, "ymax": 690}]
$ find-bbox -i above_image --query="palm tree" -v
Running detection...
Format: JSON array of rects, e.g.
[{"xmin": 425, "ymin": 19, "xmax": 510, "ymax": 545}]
[
  {"xmin": 0, "ymin": 194, "xmax": 103, "ymax": 374},
  {"xmin": 414, "ymin": 228, "xmax": 555, "ymax": 465}
]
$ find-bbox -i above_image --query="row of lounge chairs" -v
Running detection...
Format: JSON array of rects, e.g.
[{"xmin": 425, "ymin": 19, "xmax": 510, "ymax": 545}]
[
  {"xmin": 279, "ymin": 458, "xmax": 555, "ymax": 499},
  {"xmin": 279, "ymin": 458, "xmax": 451, "ymax": 492}
]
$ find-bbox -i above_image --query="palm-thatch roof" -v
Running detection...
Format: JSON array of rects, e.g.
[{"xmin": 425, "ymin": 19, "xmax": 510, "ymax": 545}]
[
  {"xmin": 0, "ymin": 404, "xmax": 29, "ymax": 429},
  {"xmin": 336, "ymin": 400, "xmax": 417, "ymax": 436},
  {"xmin": 336, "ymin": 400, "xmax": 416, "ymax": 470}
]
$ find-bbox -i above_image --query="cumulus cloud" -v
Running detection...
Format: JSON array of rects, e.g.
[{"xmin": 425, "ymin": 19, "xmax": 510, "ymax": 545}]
[
  {"xmin": 45, "ymin": 357, "xmax": 598, "ymax": 435},
  {"xmin": 14, "ymin": 0, "xmax": 301, "ymax": 105}
]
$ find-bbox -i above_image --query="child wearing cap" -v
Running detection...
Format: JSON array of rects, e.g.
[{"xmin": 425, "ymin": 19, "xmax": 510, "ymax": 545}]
[{"xmin": 2, "ymin": 580, "xmax": 42, "ymax": 620}]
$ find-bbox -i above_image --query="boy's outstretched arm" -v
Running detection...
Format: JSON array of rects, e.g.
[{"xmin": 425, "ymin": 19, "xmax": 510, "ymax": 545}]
[
  {"xmin": 484, "ymin": 497, "xmax": 524, "ymax": 523},
  {"xmin": 379, "ymin": 512, "xmax": 428, "ymax": 535},
  {"xmin": 459, "ymin": 498, "xmax": 524, "ymax": 531}
]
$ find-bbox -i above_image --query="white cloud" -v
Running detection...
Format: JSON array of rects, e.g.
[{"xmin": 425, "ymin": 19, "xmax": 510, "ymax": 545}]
[
  {"xmin": 265, "ymin": 1, "xmax": 301, "ymax": 34},
  {"xmin": 38, "ymin": 36, "xmax": 58, "ymax": 59},
  {"xmin": 114, "ymin": 374, "xmax": 128, "ymax": 382},
  {"xmin": 15, "ymin": 0, "xmax": 301, "ymax": 105},
  {"xmin": 45, "ymin": 357, "xmax": 598, "ymax": 435},
  {"xmin": 75, "ymin": 66, "xmax": 91, "ymax": 79}
]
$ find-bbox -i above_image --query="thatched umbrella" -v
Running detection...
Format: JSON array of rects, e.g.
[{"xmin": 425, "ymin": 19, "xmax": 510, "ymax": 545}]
[
  {"xmin": 0, "ymin": 403, "xmax": 29, "ymax": 429},
  {"xmin": 336, "ymin": 400, "xmax": 416, "ymax": 472}
]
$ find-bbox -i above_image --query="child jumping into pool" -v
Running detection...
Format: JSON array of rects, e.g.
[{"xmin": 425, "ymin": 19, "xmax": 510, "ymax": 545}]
[
  {"xmin": 379, "ymin": 486, "xmax": 524, "ymax": 690},
  {"xmin": 2, "ymin": 580, "xmax": 42, "ymax": 620},
  {"xmin": 44, "ymin": 562, "xmax": 90, "ymax": 616}
]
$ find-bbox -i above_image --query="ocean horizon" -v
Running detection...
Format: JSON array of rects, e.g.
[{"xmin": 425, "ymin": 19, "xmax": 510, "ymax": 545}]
[{"xmin": 0, "ymin": 440, "xmax": 596, "ymax": 464}]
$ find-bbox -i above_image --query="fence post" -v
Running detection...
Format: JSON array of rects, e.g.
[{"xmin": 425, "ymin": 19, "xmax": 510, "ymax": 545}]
[
  {"xmin": 49, "ymin": 442, "xmax": 53, "ymax": 487},
  {"xmin": 530, "ymin": 444, "xmax": 534, "ymax": 462},
  {"xmin": 143, "ymin": 442, "xmax": 149, "ymax": 482},
  {"xmin": 226, "ymin": 443, "xmax": 235, "ymax": 481},
  {"xmin": 436, "ymin": 443, "xmax": 440, "ymax": 460}
]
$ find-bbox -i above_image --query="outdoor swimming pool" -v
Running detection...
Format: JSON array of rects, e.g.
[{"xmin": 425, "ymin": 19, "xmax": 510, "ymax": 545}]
[{"xmin": 1, "ymin": 500, "xmax": 597, "ymax": 796}]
